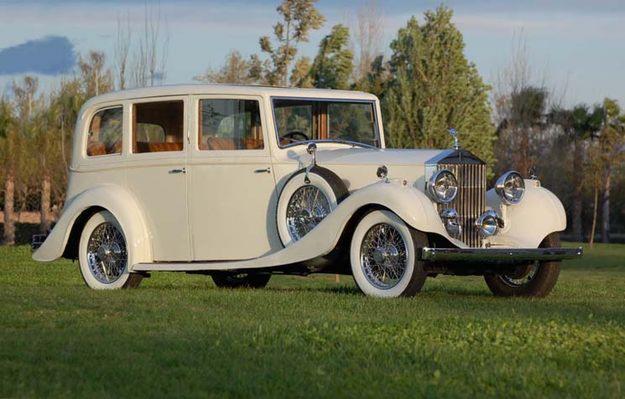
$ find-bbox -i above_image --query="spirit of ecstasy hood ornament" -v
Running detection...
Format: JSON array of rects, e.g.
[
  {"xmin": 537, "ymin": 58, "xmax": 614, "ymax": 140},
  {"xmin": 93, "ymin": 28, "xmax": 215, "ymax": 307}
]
[{"xmin": 448, "ymin": 128, "xmax": 459, "ymax": 150}]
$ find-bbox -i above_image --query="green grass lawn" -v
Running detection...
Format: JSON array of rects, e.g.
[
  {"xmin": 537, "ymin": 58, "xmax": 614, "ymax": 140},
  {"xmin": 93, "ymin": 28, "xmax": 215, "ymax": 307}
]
[{"xmin": 1, "ymin": 243, "xmax": 624, "ymax": 398}]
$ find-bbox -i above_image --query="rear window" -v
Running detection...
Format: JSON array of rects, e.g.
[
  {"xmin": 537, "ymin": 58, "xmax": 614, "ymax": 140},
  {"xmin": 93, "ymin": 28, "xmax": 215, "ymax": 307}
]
[{"xmin": 87, "ymin": 107, "xmax": 123, "ymax": 156}]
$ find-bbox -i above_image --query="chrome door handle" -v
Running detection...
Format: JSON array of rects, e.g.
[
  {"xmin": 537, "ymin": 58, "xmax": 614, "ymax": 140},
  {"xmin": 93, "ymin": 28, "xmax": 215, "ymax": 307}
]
[
  {"xmin": 168, "ymin": 168, "xmax": 186, "ymax": 174},
  {"xmin": 254, "ymin": 167, "xmax": 271, "ymax": 174}
]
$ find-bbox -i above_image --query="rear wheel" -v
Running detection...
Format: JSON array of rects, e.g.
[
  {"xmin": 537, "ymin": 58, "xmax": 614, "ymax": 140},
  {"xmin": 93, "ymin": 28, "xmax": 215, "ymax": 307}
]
[
  {"xmin": 349, "ymin": 210, "xmax": 427, "ymax": 298},
  {"xmin": 484, "ymin": 233, "xmax": 561, "ymax": 297},
  {"xmin": 211, "ymin": 272, "xmax": 271, "ymax": 289},
  {"xmin": 78, "ymin": 210, "xmax": 143, "ymax": 289}
]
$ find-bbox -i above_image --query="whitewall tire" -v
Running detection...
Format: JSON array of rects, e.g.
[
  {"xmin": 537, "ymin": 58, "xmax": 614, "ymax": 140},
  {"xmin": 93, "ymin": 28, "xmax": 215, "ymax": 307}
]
[
  {"xmin": 78, "ymin": 210, "xmax": 142, "ymax": 289},
  {"xmin": 276, "ymin": 166, "xmax": 348, "ymax": 246},
  {"xmin": 350, "ymin": 210, "xmax": 427, "ymax": 298}
]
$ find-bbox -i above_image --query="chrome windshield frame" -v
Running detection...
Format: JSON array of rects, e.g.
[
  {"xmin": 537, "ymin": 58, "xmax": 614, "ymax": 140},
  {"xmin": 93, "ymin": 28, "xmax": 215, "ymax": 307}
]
[{"xmin": 270, "ymin": 96, "xmax": 382, "ymax": 150}]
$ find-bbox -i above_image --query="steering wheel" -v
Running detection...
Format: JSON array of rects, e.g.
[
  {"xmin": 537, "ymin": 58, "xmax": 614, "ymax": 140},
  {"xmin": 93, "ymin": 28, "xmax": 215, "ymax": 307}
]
[{"xmin": 282, "ymin": 130, "xmax": 310, "ymax": 143}]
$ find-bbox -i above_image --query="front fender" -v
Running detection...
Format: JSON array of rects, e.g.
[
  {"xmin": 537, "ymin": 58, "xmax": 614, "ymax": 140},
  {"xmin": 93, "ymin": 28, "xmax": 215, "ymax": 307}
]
[
  {"xmin": 346, "ymin": 179, "xmax": 459, "ymax": 242},
  {"xmin": 32, "ymin": 184, "xmax": 152, "ymax": 266},
  {"xmin": 486, "ymin": 179, "xmax": 566, "ymax": 248},
  {"xmin": 268, "ymin": 179, "xmax": 461, "ymax": 264}
]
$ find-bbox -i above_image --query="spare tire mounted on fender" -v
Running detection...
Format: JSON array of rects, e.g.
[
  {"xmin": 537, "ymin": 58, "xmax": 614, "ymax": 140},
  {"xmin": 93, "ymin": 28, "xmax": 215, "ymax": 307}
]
[{"xmin": 277, "ymin": 166, "xmax": 348, "ymax": 246}]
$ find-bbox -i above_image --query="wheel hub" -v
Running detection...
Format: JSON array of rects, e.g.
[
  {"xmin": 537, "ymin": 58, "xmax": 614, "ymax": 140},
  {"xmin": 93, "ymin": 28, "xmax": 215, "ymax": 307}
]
[{"xmin": 372, "ymin": 244, "xmax": 400, "ymax": 265}]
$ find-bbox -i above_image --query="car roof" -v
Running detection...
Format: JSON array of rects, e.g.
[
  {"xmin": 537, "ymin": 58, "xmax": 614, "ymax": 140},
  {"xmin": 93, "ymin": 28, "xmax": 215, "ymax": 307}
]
[{"xmin": 83, "ymin": 84, "xmax": 378, "ymax": 108}]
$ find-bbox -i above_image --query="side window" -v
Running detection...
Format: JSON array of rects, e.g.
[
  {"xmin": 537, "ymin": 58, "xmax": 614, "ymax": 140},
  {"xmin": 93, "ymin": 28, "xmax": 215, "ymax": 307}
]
[
  {"xmin": 133, "ymin": 100, "xmax": 184, "ymax": 153},
  {"xmin": 273, "ymin": 100, "xmax": 313, "ymax": 145},
  {"xmin": 87, "ymin": 107, "xmax": 123, "ymax": 156},
  {"xmin": 199, "ymin": 99, "xmax": 263, "ymax": 150}
]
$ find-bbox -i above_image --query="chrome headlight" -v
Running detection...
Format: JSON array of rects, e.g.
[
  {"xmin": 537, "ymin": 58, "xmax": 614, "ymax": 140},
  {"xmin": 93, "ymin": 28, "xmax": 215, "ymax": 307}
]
[
  {"xmin": 428, "ymin": 169, "xmax": 458, "ymax": 204},
  {"xmin": 495, "ymin": 171, "xmax": 525, "ymax": 205}
]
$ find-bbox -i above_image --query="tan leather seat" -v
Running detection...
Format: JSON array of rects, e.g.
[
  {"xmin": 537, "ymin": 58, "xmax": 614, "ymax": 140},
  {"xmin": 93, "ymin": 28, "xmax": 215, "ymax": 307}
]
[
  {"xmin": 206, "ymin": 137, "xmax": 237, "ymax": 150},
  {"xmin": 87, "ymin": 142, "xmax": 107, "ymax": 156},
  {"xmin": 135, "ymin": 141, "xmax": 183, "ymax": 153},
  {"xmin": 244, "ymin": 138, "xmax": 263, "ymax": 149}
]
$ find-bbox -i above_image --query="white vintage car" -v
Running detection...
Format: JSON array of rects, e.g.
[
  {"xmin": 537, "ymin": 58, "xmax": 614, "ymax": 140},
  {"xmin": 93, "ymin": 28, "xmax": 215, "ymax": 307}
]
[{"xmin": 33, "ymin": 84, "xmax": 581, "ymax": 297}]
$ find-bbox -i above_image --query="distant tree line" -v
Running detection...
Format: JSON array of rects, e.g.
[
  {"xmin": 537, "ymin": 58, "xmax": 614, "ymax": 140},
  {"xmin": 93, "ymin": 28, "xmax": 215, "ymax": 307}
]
[{"xmin": 1, "ymin": 0, "xmax": 624, "ymax": 245}]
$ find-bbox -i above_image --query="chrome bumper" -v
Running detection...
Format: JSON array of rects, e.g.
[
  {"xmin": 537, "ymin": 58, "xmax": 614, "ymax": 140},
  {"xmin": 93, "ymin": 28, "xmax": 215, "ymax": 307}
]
[{"xmin": 421, "ymin": 247, "xmax": 583, "ymax": 263}]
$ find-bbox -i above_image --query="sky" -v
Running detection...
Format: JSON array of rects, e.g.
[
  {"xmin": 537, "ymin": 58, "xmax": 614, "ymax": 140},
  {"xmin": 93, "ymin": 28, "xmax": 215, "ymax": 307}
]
[{"xmin": 0, "ymin": 0, "xmax": 624, "ymax": 106}]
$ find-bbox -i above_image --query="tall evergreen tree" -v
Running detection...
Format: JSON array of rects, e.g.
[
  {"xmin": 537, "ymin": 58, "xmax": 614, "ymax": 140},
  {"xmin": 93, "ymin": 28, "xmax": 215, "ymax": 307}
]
[
  {"xmin": 310, "ymin": 24, "xmax": 354, "ymax": 89},
  {"xmin": 384, "ymin": 7, "xmax": 495, "ymax": 166},
  {"xmin": 353, "ymin": 55, "xmax": 390, "ymax": 98}
]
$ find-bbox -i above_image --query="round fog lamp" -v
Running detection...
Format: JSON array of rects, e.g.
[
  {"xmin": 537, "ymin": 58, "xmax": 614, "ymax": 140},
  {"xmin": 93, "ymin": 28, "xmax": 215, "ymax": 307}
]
[
  {"xmin": 475, "ymin": 210, "xmax": 499, "ymax": 238},
  {"xmin": 440, "ymin": 208, "xmax": 462, "ymax": 239}
]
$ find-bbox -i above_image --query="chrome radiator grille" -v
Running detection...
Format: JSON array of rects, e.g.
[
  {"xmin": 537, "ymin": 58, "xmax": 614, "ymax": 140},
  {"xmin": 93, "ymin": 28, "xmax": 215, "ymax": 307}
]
[{"xmin": 437, "ymin": 161, "xmax": 486, "ymax": 247}]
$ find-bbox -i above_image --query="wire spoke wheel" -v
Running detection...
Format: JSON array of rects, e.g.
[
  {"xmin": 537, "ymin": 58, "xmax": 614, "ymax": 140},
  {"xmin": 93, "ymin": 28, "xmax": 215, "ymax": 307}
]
[
  {"xmin": 286, "ymin": 185, "xmax": 331, "ymax": 241},
  {"xmin": 360, "ymin": 223, "xmax": 408, "ymax": 290},
  {"xmin": 499, "ymin": 263, "xmax": 539, "ymax": 287},
  {"xmin": 86, "ymin": 222, "xmax": 127, "ymax": 284}
]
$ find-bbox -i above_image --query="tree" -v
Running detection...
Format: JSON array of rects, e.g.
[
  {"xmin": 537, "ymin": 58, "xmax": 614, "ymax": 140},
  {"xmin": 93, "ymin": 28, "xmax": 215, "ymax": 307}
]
[
  {"xmin": 384, "ymin": 7, "xmax": 495, "ymax": 166},
  {"xmin": 78, "ymin": 51, "xmax": 113, "ymax": 97},
  {"xmin": 310, "ymin": 24, "xmax": 354, "ymax": 89},
  {"xmin": 351, "ymin": 0, "xmax": 383, "ymax": 83},
  {"xmin": 114, "ymin": 13, "xmax": 132, "ymax": 90},
  {"xmin": 259, "ymin": 0, "xmax": 325, "ymax": 86},
  {"xmin": 596, "ymin": 99, "xmax": 625, "ymax": 242},
  {"xmin": 4, "ymin": 77, "xmax": 40, "ymax": 243},
  {"xmin": 0, "ymin": 96, "xmax": 17, "ymax": 244},
  {"xmin": 290, "ymin": 57, "xmax": 314, "ymax": 88},
  {"xmin": 116, "ymin": 1, "xmax": 169, "ymax": 88},
  {"xmin": 497, "ymin": 86, "xmax": 548, "ymax": 176},
  {"xmin": 353, "ymin": 55, "xmax": 390, "ymax": 98},
  {"xmin": 194, "ymin": 51, "xmax": 263, "ymax": 84},
  {"xmin": 549, "ymin": 104, "xmax": 603, "ymax": 242}
]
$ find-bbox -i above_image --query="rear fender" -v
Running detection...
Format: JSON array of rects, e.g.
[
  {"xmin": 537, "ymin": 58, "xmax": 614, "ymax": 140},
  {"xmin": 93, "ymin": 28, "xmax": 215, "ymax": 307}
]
[{"xmin": 32, "ymin": 184, "xmax": 152, "ymax": 266}]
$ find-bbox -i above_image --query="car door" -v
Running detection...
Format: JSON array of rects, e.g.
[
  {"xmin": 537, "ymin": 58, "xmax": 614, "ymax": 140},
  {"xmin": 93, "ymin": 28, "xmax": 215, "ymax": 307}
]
[
  {"xmin": 124, "ymin": 97, "xmax": 191, "ymax": 261},
  {"xmin": 188, "ymin": 95, "xmax": 281, "ymax": 261}
]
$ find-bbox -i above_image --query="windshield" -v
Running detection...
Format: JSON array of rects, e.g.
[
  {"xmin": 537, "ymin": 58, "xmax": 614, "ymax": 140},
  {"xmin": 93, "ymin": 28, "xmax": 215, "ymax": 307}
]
[{"xmin": 273, "ymin": 98, "xmax": 379, "ymax": 147}]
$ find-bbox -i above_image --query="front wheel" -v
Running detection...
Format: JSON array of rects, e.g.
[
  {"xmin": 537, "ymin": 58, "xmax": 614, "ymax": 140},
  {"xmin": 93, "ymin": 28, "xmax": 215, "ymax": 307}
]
[
  {"xmin": 350, "ymin": 210, "xmax": 428, "ymax": 298},
  {"xmin": 484, "ymin": 233, "xmax": 561, "ymax": 297}
]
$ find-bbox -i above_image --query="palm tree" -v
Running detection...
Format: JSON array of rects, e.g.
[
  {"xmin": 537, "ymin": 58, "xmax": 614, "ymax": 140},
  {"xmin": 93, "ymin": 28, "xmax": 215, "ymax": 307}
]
[{"xmin": 549, "ymin": 104, "xmax": 603, "ymax": 242}]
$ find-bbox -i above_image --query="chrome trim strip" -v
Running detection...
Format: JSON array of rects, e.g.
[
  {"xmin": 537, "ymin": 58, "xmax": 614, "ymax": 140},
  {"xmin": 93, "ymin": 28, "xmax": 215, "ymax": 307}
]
[{"xmin": 420, "ymin": 247, "xmax": 584, "ymax": 262}]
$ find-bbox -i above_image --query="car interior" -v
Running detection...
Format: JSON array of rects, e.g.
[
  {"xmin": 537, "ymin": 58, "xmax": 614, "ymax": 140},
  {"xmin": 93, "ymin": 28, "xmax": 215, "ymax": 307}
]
[{"xmin": 133, "ymin": 100, "xmax": 185, "ymax": 153}]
